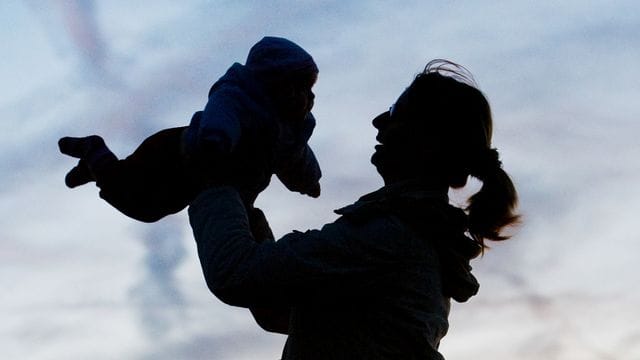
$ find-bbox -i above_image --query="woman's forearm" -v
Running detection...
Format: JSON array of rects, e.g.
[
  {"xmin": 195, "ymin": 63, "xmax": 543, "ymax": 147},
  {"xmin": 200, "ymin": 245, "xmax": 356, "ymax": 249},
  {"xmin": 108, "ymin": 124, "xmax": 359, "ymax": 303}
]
[{"xmin": 189, "ymin": 186, "xmax": 261, "ymax": 306}]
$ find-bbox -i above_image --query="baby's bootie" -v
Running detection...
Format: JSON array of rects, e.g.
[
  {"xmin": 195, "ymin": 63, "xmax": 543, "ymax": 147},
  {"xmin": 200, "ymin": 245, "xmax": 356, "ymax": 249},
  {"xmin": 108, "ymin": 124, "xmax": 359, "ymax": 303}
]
[{"xmin": 58, "ymin": 135, "xmax": 117, "ymax": 188}]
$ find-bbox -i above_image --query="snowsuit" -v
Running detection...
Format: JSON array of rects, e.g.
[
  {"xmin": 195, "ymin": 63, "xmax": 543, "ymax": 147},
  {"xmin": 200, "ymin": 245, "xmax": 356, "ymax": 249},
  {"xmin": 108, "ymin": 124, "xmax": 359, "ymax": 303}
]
[{"xmin": 61, "ymin": 37, "xmax": 321, "ymax": 222}]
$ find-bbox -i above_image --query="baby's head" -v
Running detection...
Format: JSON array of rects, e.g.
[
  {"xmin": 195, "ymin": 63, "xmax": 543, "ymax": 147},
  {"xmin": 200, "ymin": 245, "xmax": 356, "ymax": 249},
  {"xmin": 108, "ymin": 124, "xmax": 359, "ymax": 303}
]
[{"xmin": 245, "ymin": 37, "xmax": 318, "ymax": 124}]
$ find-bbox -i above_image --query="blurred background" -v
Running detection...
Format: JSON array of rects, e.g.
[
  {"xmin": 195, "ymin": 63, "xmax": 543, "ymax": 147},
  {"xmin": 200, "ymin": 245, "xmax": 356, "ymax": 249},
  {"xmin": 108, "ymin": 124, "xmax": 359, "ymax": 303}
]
[{"xmin": 2, "ymin": 1, "xmax": 639, "ymax": 359}]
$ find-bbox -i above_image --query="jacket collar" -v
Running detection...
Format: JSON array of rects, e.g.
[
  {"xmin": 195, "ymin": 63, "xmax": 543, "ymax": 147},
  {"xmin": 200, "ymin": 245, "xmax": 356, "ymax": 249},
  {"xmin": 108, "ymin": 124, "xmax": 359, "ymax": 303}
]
[{"xmin": 335, "ymin": 179, "xmax": 448, "ymax": 217}]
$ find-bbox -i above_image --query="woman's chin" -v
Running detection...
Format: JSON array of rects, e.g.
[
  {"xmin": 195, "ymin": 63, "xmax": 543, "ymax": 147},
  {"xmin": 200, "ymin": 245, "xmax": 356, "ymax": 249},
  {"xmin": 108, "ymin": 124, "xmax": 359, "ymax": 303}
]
[
  {"xmin": 370, "ymin": 152, "xmax": 385, "ymax": 176},
  {"xmin": 370, "ymin": 150, "xmax": 381, "ymax": 167}
]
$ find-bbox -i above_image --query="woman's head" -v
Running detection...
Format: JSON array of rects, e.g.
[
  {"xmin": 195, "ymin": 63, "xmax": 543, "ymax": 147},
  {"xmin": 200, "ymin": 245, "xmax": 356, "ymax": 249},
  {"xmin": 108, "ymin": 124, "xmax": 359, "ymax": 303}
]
[{"xmin": 372, "ymin": 60, "xmax": 519, "ymax": 245}]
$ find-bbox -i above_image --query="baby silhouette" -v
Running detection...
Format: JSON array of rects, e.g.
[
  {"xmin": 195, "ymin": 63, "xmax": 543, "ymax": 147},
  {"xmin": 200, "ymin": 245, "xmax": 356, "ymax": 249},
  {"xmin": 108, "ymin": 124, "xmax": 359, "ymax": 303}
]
[{"xmin": 59, "ymin": 36, "xmax": 321, "ymax": 222}]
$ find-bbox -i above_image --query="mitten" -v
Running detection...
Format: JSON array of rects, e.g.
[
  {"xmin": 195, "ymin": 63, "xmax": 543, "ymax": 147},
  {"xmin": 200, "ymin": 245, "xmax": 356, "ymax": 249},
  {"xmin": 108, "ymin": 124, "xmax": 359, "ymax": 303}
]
[{"xmin": 275, "ymin": 144, "xmax": 321, "ymax": 198}]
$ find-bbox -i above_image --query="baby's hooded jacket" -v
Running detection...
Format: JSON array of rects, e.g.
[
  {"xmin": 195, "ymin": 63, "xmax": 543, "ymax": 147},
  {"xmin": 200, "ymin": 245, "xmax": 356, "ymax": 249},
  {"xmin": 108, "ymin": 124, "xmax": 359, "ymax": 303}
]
[{"xmin": 184, "ymin": 36, "xmax": 321, "ymax": 197}]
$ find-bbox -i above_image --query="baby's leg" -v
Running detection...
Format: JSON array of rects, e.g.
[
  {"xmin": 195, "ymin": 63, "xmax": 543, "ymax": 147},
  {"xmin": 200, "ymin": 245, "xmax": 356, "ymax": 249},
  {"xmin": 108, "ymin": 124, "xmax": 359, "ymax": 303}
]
[
  {"xmin": 96, "ymin": 126, "xmax": 196, "ymax": 222},
  {"xmin": 58, "ymin": 135, "xmax": 118, "ymax": 188}
]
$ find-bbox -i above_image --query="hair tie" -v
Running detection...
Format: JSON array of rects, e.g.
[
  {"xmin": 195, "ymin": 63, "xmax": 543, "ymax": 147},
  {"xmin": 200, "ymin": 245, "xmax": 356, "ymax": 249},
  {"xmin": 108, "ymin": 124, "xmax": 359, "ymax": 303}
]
[{"xmin": 470, "ymin": 148, "xmax": 501, "ymax": 178}]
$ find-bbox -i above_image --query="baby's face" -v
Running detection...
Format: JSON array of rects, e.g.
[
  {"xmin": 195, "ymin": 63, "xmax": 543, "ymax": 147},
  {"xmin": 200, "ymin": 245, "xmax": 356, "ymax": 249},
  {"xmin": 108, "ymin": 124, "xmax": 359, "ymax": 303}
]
[
  {"xmin": 280, "ymin": 72, "xmax": 317, "ymax": 124},
  {"xmin": 298, "ymin": 72, "xmax": 317, "ymax": 111}
]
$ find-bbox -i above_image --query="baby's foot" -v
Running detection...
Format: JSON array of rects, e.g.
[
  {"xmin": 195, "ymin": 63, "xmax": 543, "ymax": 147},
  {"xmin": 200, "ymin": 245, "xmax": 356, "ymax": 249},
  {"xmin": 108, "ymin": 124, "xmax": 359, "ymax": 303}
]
[
  {"xmin": 59, "ymin": 135, "xmax": 117, "ymax": 187},
  {"xmin": 58, "ymin": 135, "xmax": 107, "ymax": 158},
  {"xmin": 64, "ymin": 160, "xmax": 94, "ymax": 188}
]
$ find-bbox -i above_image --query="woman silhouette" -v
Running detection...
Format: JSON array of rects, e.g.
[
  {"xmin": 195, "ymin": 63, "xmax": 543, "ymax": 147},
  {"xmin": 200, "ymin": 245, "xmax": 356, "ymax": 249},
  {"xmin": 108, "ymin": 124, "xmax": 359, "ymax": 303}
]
[{"xmin": 188, "ymin": 60, "xmax": 519, "ymax": 359}]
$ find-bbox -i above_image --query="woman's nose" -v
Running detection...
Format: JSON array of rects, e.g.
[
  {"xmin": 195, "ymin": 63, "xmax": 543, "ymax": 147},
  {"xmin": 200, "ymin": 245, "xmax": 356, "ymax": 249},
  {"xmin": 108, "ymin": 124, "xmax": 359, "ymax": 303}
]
[{"xmin": 372, "ymin": 111, "xmax": 390, "ymax": 129}]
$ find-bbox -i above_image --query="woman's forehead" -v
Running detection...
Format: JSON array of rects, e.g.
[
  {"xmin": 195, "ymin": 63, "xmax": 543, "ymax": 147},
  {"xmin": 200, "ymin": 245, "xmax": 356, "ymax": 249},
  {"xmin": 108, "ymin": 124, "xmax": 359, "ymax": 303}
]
[{"xmin": 390, "ymin": 89, "xmax": 412, "ymax": 118}]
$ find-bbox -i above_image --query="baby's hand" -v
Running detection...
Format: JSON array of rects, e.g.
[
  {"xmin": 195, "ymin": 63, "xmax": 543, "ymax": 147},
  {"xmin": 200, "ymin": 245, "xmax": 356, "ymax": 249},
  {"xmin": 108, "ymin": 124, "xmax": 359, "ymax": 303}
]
[{"xmin": 303, "ymin": 182, "xmax": 321, "ymax": 198}]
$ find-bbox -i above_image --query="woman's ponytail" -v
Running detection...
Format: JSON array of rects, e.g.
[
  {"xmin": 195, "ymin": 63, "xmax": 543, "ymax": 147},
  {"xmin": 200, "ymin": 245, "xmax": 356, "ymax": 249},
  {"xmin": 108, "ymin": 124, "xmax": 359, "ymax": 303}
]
[
  {"xmin": 466, "ymin": 148, "xmax": 519, "ymax": 246},
  {"xmin": 408, "ymin": 60, "xmax": 520, "ymax": 247}
]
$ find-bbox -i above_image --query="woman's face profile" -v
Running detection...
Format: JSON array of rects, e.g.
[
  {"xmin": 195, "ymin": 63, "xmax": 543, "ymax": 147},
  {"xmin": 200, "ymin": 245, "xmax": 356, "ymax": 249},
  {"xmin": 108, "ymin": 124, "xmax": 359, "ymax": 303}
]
[
  {"xmin": 371, "ymin": 90, "xmax": 421, "ymax": 182},
  {"xmin": 372, "ymin": 89, "xmax": 411, "ymax": 143}
]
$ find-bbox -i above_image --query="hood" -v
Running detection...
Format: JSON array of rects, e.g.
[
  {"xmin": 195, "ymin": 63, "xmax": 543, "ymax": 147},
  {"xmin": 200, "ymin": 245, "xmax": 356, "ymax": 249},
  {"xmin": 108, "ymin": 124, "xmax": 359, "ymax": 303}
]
[{"xmin": 245, "ymin": 36, "xmax": 318, "ymax": 80}]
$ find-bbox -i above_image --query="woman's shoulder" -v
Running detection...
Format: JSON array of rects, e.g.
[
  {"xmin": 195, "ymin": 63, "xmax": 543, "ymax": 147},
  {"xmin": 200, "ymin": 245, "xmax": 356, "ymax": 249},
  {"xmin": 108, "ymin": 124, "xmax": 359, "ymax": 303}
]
[
  {"xmin": 327, "ymin": 199, "xmax": 440, "ymax": 262},
  {"xmin": 333, "ymin": 188, "xmax": 449, "ymax": 237}
]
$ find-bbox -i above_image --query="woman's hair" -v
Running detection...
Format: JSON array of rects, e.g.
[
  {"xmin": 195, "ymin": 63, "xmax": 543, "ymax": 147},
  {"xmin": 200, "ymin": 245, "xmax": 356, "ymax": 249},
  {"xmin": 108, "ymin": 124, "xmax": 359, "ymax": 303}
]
[{"xmin": 406, "ymin": 59, "xmax": 519, "ymax": 246}]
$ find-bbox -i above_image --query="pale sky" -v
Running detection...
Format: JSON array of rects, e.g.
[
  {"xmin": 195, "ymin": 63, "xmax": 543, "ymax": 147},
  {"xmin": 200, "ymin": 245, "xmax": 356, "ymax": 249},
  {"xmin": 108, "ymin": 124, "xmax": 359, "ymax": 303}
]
[{"xmin": 2, "ymin": 1, "xmax": 639, "ymax": 359}]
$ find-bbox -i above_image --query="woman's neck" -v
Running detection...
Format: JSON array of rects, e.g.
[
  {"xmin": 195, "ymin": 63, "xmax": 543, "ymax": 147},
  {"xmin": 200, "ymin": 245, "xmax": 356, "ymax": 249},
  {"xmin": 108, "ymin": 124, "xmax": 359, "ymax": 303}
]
[{"xmin": 383, "ymin": 175, "xmax": 449, "ymax": 194}]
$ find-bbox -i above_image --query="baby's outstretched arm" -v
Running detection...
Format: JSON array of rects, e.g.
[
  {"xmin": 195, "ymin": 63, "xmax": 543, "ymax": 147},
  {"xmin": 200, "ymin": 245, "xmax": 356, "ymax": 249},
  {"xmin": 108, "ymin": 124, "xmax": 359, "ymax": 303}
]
[
  {"xmin": 274, "ymin": 112, "xmax": 321, "ymax": 198},
  {"xmin": 275, "ymin": 144, "xmax": 321, "ymax": 198}
]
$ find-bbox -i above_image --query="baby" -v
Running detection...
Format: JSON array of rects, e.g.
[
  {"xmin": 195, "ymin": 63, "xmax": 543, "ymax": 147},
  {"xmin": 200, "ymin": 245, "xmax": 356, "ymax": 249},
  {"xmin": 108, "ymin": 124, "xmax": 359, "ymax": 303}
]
[{"xmin": 59, "ymin": 36, "xmax": 321, "ymax": 222}]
